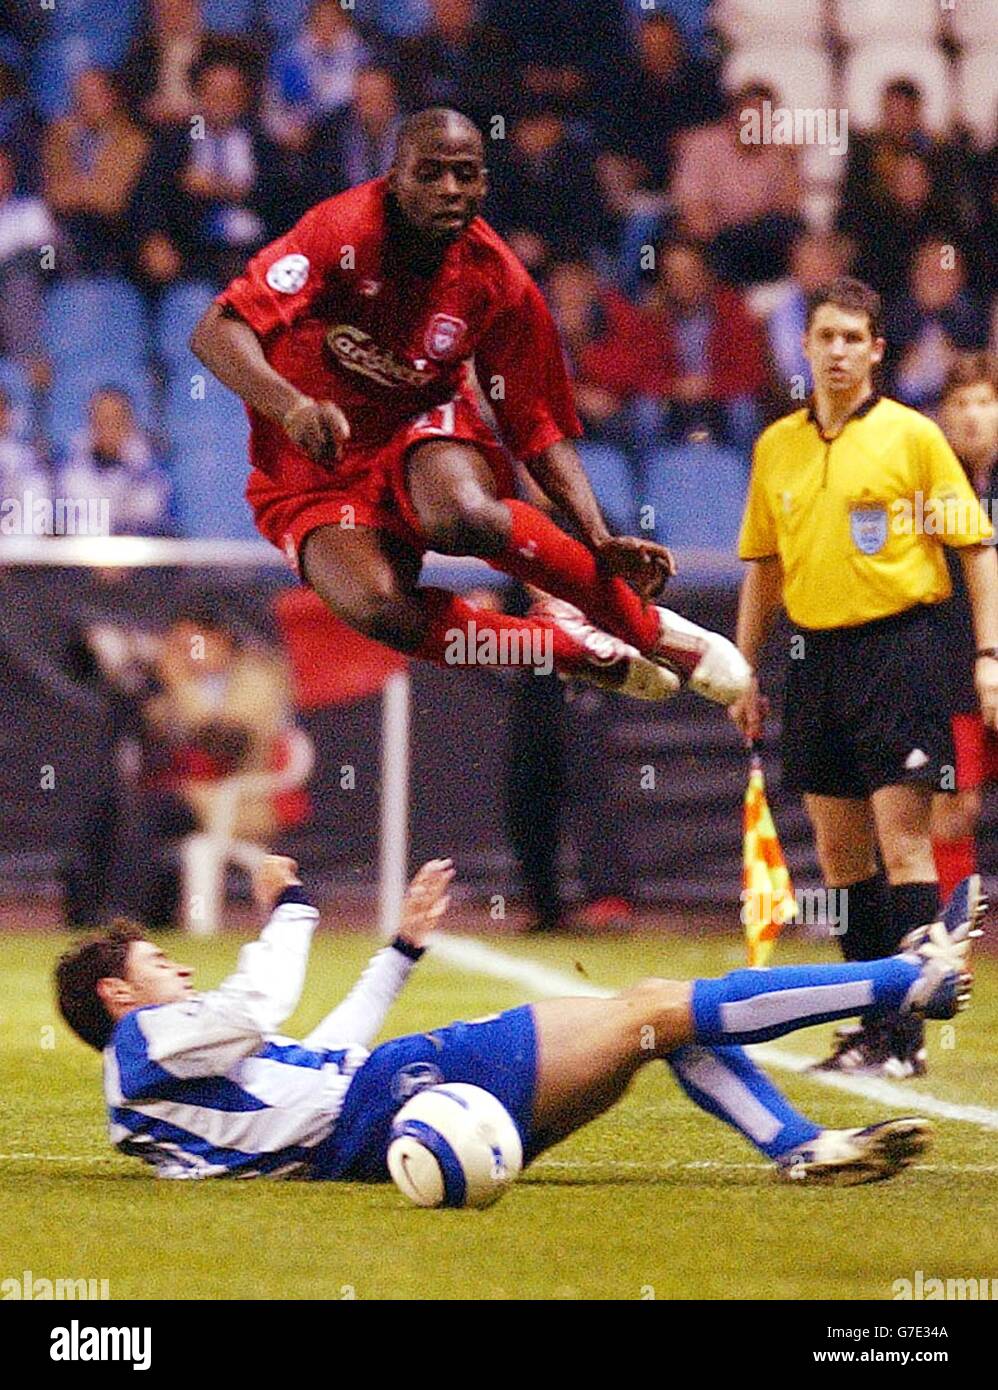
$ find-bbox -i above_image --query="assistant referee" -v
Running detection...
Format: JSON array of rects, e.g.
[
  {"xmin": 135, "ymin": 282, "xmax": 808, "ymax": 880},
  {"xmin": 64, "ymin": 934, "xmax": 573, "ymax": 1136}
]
[{"xmin": 731, "ymin": 276, "xmax": 998, "ymax": 1078}]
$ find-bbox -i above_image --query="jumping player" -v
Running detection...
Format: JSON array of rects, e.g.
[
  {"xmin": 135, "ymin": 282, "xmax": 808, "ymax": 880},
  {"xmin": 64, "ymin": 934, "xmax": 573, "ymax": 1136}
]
[
  {"xmin": 932, "ymin": 354, "xmax": 998, "ymax": 900},
  {"xmin": 189, "ymin": 107, "xmax": 749, "ymax": 704},
  {"xmin": 55, "ymin": 853, "xmax": 981, "ymax": 1187}
]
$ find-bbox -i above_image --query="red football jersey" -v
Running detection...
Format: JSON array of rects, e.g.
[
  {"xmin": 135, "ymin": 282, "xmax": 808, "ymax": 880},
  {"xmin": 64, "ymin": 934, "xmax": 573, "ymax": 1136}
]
[{"xmin": 215, "ymin": 177, "xmax": 582, "ymax": 477}]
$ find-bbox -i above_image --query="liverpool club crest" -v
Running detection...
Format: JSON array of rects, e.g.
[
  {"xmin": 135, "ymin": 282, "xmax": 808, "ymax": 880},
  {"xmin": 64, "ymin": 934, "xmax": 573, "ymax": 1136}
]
[{"xmin": 424, "ymin": 313, "xmax": 467, "ymax": 361}]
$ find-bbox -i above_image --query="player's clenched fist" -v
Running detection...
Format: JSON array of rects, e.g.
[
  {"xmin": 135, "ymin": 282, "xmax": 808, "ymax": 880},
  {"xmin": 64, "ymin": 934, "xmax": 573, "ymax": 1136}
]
[
  {"xmin": 282, "ymin": 396, "xmax": 351, "ymax": 464},
  {"xmin": 252, "ymin": 854, "xmax": 303, "ymax": 910},
  {"xmin": 596, "ymin": 535, "xmax": 676, "ymax": 599},
  {"xmin": 399, "ymin": 858, "xmax": 455, "ymax": 949}
]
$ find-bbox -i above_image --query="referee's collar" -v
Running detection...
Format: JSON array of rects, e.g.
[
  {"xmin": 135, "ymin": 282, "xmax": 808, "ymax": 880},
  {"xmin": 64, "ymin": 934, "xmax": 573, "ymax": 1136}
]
[{"xmin": 805, "ymin": 390, "xmax": 881, "ymax": 437}]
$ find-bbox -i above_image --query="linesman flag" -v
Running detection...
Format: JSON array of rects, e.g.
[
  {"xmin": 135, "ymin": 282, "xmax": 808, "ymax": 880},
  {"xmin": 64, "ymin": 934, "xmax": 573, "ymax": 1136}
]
[{"xmin": 742, "ymin": 753, "xmax": 796, "ymax": 966}]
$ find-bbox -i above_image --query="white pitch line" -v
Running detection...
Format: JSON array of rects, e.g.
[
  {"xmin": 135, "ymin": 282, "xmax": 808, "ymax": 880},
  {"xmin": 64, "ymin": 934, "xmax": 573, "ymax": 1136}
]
[
  {"xmin": 432, "ymin": 935, "xmax": 998, "ymax": 1133},
  {"xmin": 3, "ymin": 1153, "xmax": 997, "ymax": 1174},
  {"xmin": 531, "ymin": 1160, "xmax": 998, "ymax": 1175}
]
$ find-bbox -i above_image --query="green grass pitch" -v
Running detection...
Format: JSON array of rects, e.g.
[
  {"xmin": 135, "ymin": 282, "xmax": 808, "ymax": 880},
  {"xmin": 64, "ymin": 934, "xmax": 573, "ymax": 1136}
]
[{"xmin": 2, "ymin": 924, "xmax": 996, "ymax": 1301}]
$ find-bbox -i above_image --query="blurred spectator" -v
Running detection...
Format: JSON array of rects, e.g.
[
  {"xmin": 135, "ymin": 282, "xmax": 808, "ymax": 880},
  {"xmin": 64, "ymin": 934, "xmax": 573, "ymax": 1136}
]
[
  {"xmin": 483, "ymin": 0, "xmax": 630, "ymax": 117},
  {"xmin": 311, "ymin": 66, "xmax": 402, "ymax": 198},
  {"xmin": 0, "ymin": 385, "xmax": 49, "ymax": 516},
  {"xmin": 0, "ymin": 56, "xmax": 42, "ymax": 191},
  {"xmin": 134, "ymin": 56, "xmax": 281, "ymax": 286},
  {"xmin": 671, "ymin": 83, "xmax": 804, "ymax": 286},
  {"xmin": 546, "ymin": 260, "xmax": 637, "ymax": 442},
  {"xmin": 392, "ymin": 0, "xmax": 518, "ymax": 132},
  {"xmin": 58, "ymin": 388, "xmax": 171, "ymax": 536},
  {"xmin": 143, "ymin": 596, "xmax": 297, "ymax": 846},
  {"xmin": 459, "ymin": 577, "xmax": 636, "ymax": 933},
  {"xmin": 885, "ymin": 240, "xmax": 989, "ymax": 411},
  {"xmin": 840, "ymin": 148, "xmax": 959, "ymax": 299},
  {"xmin": 0, "ymin": 146, "xmax": 55, "ymax": 377},
  {"xmin": 60, "ymin": 593, "xmax": 299, "ymax": 929},
  {"xmin": 264, "ymin": 0, "xmax": 371, "ymax": 150},
  {"xmin": 488, "ymin": 111, "xmax": 614, "ymax": 264},
  {"xmin": 605, "ymin": 240, "xmax": 767, "ymax": 452},
  {"xmin": 119, "ymin": 0, "xmax": 261, "ymax": 131},
  {"xmin": 839, "ymin": 80, "xmax": 961, "ymax": 230},
  {"xmin": 765, "ymin": 230, "xmax": 853, "ymax": 394},
  {"xmin": 42, "ymin": 69, "xmax": 149, "ymax": 275},
  {"xmin": 598, "ymin": 13, "xmax": 722, "ymax": 191}
]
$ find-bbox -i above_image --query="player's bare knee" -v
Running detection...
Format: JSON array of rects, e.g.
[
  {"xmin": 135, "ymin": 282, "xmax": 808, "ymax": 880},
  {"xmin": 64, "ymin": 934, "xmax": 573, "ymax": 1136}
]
[
  {"xmin": 421, "ymin": 499, "xmax": 508, "ymax": 559},
  {"xmin": 619, "ymin": 978, "xmax": 691, "ymax": 1058},
  {"xmin": 357, "ymin": 592, "xmax": 426, "ymax": 653}
]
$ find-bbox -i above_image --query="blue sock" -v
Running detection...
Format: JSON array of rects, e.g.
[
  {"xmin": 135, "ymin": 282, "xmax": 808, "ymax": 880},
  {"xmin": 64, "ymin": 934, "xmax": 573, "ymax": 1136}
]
[
  {"xmin": 691, "ymin": 957, "xmax": 920, "ymax": 1046},
  {"xmin": 666, "ymin": 1045, "xmax": 820, "ymax": 1160}
]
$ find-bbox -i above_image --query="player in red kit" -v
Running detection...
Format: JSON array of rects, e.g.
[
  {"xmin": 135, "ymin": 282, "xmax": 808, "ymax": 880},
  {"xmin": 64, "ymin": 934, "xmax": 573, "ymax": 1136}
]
[{"xmin": 191, "ymin": 108, "xmax": 750, "ymax": 702}]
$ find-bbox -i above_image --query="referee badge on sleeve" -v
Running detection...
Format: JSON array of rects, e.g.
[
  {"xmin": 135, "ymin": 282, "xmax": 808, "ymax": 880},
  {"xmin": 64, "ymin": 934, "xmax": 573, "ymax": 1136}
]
[{"xmin": 849, "ymin": 502, "xmax": 888, "ymax": 555}]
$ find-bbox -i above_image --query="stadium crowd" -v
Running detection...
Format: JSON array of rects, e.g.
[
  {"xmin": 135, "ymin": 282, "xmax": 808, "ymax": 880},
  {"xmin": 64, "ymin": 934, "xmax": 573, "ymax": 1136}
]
[{"xmin": 0, "ymin": 0, "xmax": 996, "ymax": 540}]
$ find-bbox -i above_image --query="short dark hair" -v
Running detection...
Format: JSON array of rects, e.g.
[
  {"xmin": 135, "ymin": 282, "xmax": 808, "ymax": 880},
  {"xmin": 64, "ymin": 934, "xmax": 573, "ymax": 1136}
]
[
  {"xmin": 941, "ymin": 352, "xmax": 998, "ymax": 402},
  {"xmin": 884, "ymin": 77, "xmax": 922, "ymax": 104},
  {"xmin": 805, "ymin": 276, "xmax": 883, "ymax": 338},
  {"xmin": 55, "ymin": 922, "xmax": 145, "ymax": 1050},
  {"xmin": 393, "ymin": 106, "xmax": 481, "ymax": 164}
]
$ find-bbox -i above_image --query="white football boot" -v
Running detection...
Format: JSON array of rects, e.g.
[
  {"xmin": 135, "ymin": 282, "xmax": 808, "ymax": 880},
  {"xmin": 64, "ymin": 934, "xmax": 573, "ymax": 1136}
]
[
  {"xmin": 652, "ymin": 605, "xmax": 752, "ymax": 706},
  {"xmin": 776, "ymin": 1118, "xmax": 932, "ymax": 1185},
  {"xmin": 528, "ymin": 597, "xmax": 681, "ymax": 702}
]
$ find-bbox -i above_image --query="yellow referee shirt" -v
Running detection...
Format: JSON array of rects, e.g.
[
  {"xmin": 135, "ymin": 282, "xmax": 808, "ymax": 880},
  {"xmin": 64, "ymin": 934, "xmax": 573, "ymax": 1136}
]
[{"xmin": 738, "ymin": 394, "xmax": 993, "ymax": 629}]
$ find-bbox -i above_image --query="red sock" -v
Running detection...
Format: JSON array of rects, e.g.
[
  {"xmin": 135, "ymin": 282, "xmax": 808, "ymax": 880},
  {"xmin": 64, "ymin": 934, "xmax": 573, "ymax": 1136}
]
[
  {"xmin": 931, "ymin": 835, "xmax": 977, "ymax": 904},
  {"xmin": 487, "ymin": 499, "xmax": 660, "ymax": 652},
  {"xmin": 413, "ymin": 588, "xmax": 588, "ymax": 671}
]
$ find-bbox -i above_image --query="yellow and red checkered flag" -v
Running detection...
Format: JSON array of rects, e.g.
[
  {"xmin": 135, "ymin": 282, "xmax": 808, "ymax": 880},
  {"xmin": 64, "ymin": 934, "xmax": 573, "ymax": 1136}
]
[{"xmin": 742, "ymin": 753, "xmax": 796, "ymax": 966}]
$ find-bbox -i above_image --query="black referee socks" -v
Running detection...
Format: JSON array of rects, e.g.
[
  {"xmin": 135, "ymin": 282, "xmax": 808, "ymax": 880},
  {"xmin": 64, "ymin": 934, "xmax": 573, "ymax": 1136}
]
[
  {"xmin": 887, "ymin": 881, "xmax": 940, "ymax": 956},
  {"xmin": 837, "ymin": 872, "xmax": 890, "ymax": 961}
]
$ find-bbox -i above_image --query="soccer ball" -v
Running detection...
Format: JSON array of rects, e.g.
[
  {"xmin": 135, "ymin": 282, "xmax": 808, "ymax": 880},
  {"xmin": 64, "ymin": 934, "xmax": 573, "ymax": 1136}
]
[{"xmin": 387, "ymin": 1083, "xmax": 523, "ymax": 1208}]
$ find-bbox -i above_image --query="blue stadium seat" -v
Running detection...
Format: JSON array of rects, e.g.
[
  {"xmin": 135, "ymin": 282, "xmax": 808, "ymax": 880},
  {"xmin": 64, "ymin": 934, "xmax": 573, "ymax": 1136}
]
[
  {"xmin": 576, "ymin": 441, "xmax": 637, "ymax": 535},
  {"xmin": 168, "ymin": 435, "xmax": 257, "ymax": 540},
  {"xmin": 263, "ymin": 0, "xmax": 311, "ymax": 38},
  {"xmin": 201, "ymin": 0, "xmax": 255, "ymax": 34},
  {"xmin": 154, "ymin": 282, "xmax": 218, "ymax": 365},
  {"xmin": 46, "ymin": 362, "xmax": 157, "ymax": 452},
  {"xmin": 163, "ymin": 368, "xmax": 248, "ymax": 446},
  {"xmin": 30, "ymin": 35, "xmax": 133, "ymax": 120},
  {"xmin": 43, "ymin": 278, "xmax": 149, "ymax": 365},
  {"xmin": 373, "ymin": 0, "xmax": 431, "ymax": 38},
  {"xmin": 640, "ymin": 444, "xmax": 748, "ymax": 551},
  {"xmin": 47, "ymin": 0, "xmax": 140, "ymax": 48}
]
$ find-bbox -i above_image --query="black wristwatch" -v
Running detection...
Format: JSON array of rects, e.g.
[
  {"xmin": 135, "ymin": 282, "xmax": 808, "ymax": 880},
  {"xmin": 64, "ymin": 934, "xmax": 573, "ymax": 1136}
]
[{"xmin": 976, "ymin": 647, "xmax": 998, "ymax": 661}]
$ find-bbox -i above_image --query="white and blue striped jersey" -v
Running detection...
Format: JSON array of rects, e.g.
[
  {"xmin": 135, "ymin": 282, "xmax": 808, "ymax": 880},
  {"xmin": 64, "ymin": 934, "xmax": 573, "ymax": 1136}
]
[{"xmin": 102, "ymin": 890, "xmax": 418, "ymax": 1179}]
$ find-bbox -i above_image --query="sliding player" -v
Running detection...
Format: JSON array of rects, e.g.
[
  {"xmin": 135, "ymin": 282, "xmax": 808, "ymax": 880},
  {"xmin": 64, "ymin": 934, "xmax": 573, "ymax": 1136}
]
[
  {"xmin": 190, "ymin": 107, "xmax": 749, "ymax": 705},
  {"xmin": 55, "ymin": 854, "xmax": 981, "ymax": 1186}
]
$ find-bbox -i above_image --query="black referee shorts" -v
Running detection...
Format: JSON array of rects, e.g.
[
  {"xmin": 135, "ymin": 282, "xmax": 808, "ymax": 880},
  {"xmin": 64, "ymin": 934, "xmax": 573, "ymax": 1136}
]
[{"xmin": 781, "ymin": 604, "xmax": 955, "ymax": 798}]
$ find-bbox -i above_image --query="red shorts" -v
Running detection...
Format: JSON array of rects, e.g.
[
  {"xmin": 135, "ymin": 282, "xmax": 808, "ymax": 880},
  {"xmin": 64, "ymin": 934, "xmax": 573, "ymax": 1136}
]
[
  {"xmin": 952, "ymin": 710, "xmax": 998, "ymax": 789},
  {"xmin": 247, "ymin": 396, "xmax": 516, "ymax": 576}
]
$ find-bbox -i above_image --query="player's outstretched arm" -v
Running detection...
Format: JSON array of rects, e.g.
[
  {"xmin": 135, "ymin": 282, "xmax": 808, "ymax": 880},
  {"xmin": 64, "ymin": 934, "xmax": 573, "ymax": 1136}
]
[
  {"xmin": 189, "ymin": 303, "xmax": 350, "ymax": 463},
  {"xmin": 526, "ymin": 440, "xmax": 675, "ymax": 598},
  {"xmin": 301, "ymin": 858, "xmax": 454, "ymax": 1052},
  {"xmin": 113, "ymin": 857, "xmax": 320, "ymax": 1095}
]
